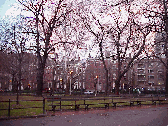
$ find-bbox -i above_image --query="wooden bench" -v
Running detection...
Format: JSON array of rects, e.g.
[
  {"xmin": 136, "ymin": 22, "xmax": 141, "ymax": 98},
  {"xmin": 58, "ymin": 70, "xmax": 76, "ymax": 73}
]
[
  {"xmin": 98, "ymin": 97, "xmax": 129, "ymax": 109},
  {"xmin": 80, "ymin": 103, "xmax": 96, "ymax": 110},
  {"xmin": 130, "ymin": 100, "xmax": 146, "ymax": 106},
  {"xmin": 47, "ymin": 96, "xmax": 79, "ymax": 111},
  {"xmin": 157, "ymin": 99, "xmax": 166, "ymax": 104},
  {"xmin": 47, "ymin": 96, "xmax": 61, "ymax": 112},
  {"xmin": 80, "ymin": 99, "xmax": 98, "ymax": 110},
  {"xmin": 141, "ymin": 97, "xmax": 167, "ymax": 105},
  {"xmin": 112, "ymin": 101, "xmax": 128, "ymax": 108},
  {"xmin": 78, "ymin": 98, "xmax": 104, "ymax": 110},
  {"xmin": 111, "ymin": 99, "xmax": 143, "ymax": 108},
  {"xmin": 99, "ymin": 103, "xmax": 110, "ymax": 109},
  {"xmin": 47, "ymin": 96, "xmax": 103, "ymax": 111},
  {"xmin": 150, "ymin": 99, "xmax": 166, "ymax": 105}
]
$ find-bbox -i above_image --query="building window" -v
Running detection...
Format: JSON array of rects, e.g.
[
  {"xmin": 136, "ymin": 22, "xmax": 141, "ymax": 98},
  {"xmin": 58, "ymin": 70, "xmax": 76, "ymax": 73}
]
[
  {"xmin": 158, "ymin": 73, "xmax": 164, "ymax": 80},
  {"xmin": 138, "ymin": 63, "xmax": 143, "ymax": 68},
  {"xmin": 138, "ymin": 75, "xmax": 145, "ymax": 80},
  {"xmin": 148, "ymin": 82, "xmax": 154, "ymax": 85},
  {"xmin": 138, "ymin": 69, "xmax": 144, "ymax": 74},
  {"xmin": 148, "ymin": 63, "xmax": 154, "ymax": 67},
  {"xmin": 148, "ymin": 75, "xmax": 154, "ymax": 79},
  {"xmin": 148, "ymin": 69, "xmax": 154, "ymax": 73}
]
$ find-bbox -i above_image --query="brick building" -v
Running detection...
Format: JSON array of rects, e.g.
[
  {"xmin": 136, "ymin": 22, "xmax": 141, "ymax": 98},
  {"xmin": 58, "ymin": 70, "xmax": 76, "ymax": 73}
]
[{"xmin": 133, "ymin": 58, "xmax": 166, "ymax": 91}]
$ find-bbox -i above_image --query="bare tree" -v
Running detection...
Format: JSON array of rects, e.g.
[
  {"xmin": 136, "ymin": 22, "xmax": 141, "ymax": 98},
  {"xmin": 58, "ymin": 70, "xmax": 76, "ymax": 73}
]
[
  {"xmin": 18, "ymin": 0, "xmax": 85, "ymax": 96},
  {"xmin": 78, "ymin": 0, "xmax": 152, "ymax": 95},
  {"xmin": 0, "ymin": 16, "xmax": 34, "ymax": 104},
  {"xmin": 143, "ymin": 0, "xmax": 168, "ymax": 94},
  {"xmin": 18, "ymin": 0, "xmax": 74, "ymax": 96}
]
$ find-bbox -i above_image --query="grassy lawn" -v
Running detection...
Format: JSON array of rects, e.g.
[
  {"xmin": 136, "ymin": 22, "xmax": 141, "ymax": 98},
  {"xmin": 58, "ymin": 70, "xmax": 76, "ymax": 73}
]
[
  {"xmin": 0, "ymin": 96, "xmax": 43, "ymax": 118},
  {"xmin": 0, "ymin": 95, "xmax": 167, "ymax": 118}
]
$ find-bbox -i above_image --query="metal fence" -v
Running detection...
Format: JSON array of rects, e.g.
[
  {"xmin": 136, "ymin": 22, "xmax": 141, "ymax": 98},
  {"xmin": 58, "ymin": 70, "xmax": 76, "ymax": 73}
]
[{"xmin": 0, "ymin": 98, "xmax": 45, "ymax": 117}]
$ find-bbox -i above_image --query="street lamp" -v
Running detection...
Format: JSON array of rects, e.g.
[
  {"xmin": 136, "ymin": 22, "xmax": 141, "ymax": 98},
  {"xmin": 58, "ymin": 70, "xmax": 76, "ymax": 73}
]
[
  {"xmin": 60, "ymin": 78, "xmax": 62, "ymax": 89},
  {"xmin": 129, "ymin": 87, "xmax": 130, "ymax": 95},
  {"xmin": 94, "ymin": 76, "xmax": 98, "ymax": 96},
  {"xmin": 70, "ymin": 70, "xmax": 73, "ymax": 95}
]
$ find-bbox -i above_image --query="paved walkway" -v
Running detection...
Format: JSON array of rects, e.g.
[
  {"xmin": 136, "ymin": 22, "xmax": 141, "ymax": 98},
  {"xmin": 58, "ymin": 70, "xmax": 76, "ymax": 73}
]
[{"xmin": 0, "ymin": 105, "xmax": 168, "ymax": 126}]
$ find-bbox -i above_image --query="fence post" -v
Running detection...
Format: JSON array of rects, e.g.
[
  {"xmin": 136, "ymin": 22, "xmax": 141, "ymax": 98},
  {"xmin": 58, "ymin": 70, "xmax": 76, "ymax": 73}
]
[
  {"xmin": 60, "ymin": 100, "xmax": 61, "ymax": 110},
  {"xmin": 43, "ymin": 98, "xmax": 45, "ymax": 114},
  {"xmin": 8, "ymin": 99, "xmax": 10, "ymax": 117}
]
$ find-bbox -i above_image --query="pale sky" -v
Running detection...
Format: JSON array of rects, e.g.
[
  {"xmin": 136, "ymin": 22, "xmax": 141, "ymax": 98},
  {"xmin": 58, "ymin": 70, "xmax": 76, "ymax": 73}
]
[
  {"xmin": 0, "ymin": 0, "xmax": 17, "ymax": 19},
  {"xmin": 0, "ymin": 0, "xmax": 155, "ymax": 59}
]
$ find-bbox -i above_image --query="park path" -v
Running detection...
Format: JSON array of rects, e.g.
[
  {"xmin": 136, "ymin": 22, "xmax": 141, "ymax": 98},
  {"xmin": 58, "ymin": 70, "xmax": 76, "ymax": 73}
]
[{"xmin": 0, "ymin": 105, "xmax": 168, "ymax": 126}]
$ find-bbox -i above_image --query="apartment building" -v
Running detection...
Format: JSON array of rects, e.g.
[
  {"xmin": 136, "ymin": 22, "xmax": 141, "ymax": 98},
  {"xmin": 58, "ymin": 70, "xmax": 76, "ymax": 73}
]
[
  {"xmin": 43, "ymin": 56, "xmax": 86, "ymax": 92},
  {"xmin": 134, "ymin": 58, "xmax": 166, "ymax": 91},
  {"xmin": 85, "ymin": 56, "xmax": 121, "ymax": 92}
]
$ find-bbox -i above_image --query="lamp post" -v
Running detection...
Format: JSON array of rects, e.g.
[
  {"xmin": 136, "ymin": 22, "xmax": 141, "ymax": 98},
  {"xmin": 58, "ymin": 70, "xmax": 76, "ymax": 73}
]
[
  {"xmin": 97, "ymin": 76, "xmax": 99, "ymax": 93},
  {"xmin": 60, "ymin": 78, "xmax": 62, "ymax": 89},
  {"xmin": 94, "ymin": 76, "xmax": 98, "ymax": 96},
  {"xmin": 70, "ymin": 71, "xmax": 73, "ymax": 95},
  {"xmin": 129, "ymin": 87, "xmax": 130, "ymax": 95}
]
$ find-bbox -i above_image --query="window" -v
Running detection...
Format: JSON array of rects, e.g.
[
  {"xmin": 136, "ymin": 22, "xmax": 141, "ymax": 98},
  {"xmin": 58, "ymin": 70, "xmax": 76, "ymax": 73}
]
[
  {"xmin": 148, "ymin": 69, "xmax": 154, "ymax": 73},
  {"xmin": 138, "ymin": 69, "xmax": 144, "ymax": 74},
  {"xmin": 158, "ymin": 73, "xmax": 164, "ymax": 80},
  {"xmin": 148, "ymin": 63, "xmax": 153, "ymax": 67},
  {"xmin": 148, "ymin": 75, "xmax": 154, "ymax": 79},
  {"xmin": 138, "ymin": 75, "xmax": 145, "ymax": 80},
  {"xmin": 158, "ymin": 70, "xmax": 163, "ymax": 73},
  {"xmin": 148, "ymin": 82, "xmax": 154, "ymax": 85},
  {"xmin": 138, "ymin": 63, "xmax": 143, "ymax": 68}
]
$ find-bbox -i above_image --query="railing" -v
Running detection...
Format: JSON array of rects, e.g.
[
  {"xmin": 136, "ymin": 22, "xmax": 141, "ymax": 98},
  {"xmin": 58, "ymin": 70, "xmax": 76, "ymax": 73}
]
[
  {"xmin": 46, "ymin": 95, "xmax": 168, "ymax": 111},
  {"xmin": 0, "ymin": 95, "xmax": 167, "ymax": 118},
  {"xmin": 0, "ymin": 98, "xmax": 45, "ymax": 117}
]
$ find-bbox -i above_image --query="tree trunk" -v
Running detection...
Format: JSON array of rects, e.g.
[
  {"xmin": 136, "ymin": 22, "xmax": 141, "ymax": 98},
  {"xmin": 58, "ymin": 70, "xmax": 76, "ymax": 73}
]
[
  {"xmin": 36, "ymin": 64, "xmax": 44, "ymax": 96},
  {"xmin": 12, "ymin": 74, "xmax": 15, "ymax": 92},
  {"xmin": 99, "ymin": 40, "xmax": 109, "ymax": 96},
  {"xmin": 66, "ymin": 78, "xmax": 70, "ymax": 94},
  {"xmin": 105, "ymin": 70, "xmax": 109, "ymax": 95},
  {"xmin": 115, "ymin": 79, "xmax": 120, "ymax": 95},
  {"xmin": 163, "ymin": 0, "xmax": 168, "ymax": 95},
  {"xmin": 166, "ymin": 59, "xmax": 168, "ymax": 95},
  {"xmin": 18, "ymin": 59, "xmax": 22, "ymax": 92}
]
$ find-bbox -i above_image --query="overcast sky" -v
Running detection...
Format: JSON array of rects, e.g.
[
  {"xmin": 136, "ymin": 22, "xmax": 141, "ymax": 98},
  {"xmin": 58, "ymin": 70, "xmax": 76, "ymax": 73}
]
[
  {"xmin": 0, "ymin": 0, "xmax": 155, "ymax": 59},
  {"xmin": 0, "ymin": 0, "xmax": 17, "ymax": 19}
]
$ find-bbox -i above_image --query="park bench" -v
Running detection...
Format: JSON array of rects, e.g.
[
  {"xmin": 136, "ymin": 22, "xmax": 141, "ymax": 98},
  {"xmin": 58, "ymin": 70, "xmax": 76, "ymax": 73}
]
[
  {"xmin": 129, "ymin": 99, "xmax": 146, "ymax": 106},
  {"xmin": 80, "ymin": 98, "xmax": 100, "ymax": 110},
  {"xmin": 150, "ymin": 98, "xmax": 167, "ymax": 105},
  {"xmin": 46, "ymin": 96, "xmax": 167, "ymax": 112},
  {"xmin": 47, "ymin": 96, "xmax": 61, "ymax": 112},
  {"xmin": 77, "ymin": 103, "xmax": 97, "ymax": 110},
  {"xmin": 47, "ymin": 96, "xmax": 101, "ymax": 111},
  {"xmin": 83, "ymin": 97, "xmax": 122, "ymax": 109},
  {"xmin": 98, "ymin": 102, "xmax": 111, "ymax": 109},
  {"xmin": 78, "ymin": 98, "xmax": 108, "ymax": 110},
  {"xmin": 139, "ymin": 97, "xmax": 167, "ymax": 105},
  {"xmin": 110, "ymin": 97, "xmax": 145, "ymax": 108},
  {"xmin": 98, "ymin": 97, "xmax": 129, "ymax": 109},
  {"xmin": 111, "ymin": 99, "xmax": 148, "ymax": 108},
  {"xmin": 47, "ymin": 96, "xmax": 79, "ymax": 112},
  {"xmin": 112, "ymin": 101, "xmax": 129, "ymax": 108}
]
